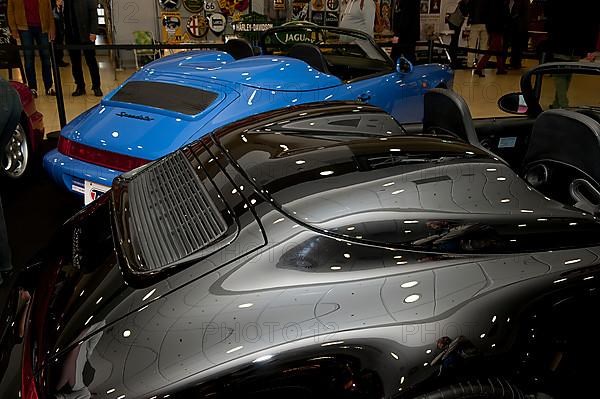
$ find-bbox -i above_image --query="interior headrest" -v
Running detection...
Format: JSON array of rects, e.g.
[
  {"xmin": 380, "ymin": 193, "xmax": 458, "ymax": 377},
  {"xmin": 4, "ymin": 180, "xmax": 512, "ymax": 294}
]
[
  {"xmin": 423, "ymin": 88, "xmax": 481, "ymax": 149},
  {"xmin": 524, "ymin": 109, "xmax": 600, "ymax": 183},
  {"xmin": 288, "ymin": 43, "xmax": 330, "ymax": 74},
  {"xmin": 225, "ymin": 38, "xmax": 255, "ymax": 60}
]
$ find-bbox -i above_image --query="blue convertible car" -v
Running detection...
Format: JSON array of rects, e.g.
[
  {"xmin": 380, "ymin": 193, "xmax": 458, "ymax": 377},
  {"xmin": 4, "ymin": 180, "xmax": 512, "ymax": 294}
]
[{"xmin": 44, "ymin": 24, "xmax": 453, "ymax": 201}]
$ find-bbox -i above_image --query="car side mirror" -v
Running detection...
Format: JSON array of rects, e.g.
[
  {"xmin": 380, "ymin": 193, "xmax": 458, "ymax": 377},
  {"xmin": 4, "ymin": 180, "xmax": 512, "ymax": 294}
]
[
  {"xmin": 396, "ymin": 57, "xmax": 414, "ymax": 74},
  {"xmin": 498, "ymin": 92, "xmax": 528, "ymax": 115}
]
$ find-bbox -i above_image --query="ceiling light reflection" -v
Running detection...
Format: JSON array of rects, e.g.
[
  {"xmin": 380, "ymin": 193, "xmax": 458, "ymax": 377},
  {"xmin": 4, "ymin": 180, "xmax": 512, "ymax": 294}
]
[
  {"xmin": 400, "ymin": 281, "xmax": 419, "ymax": 288},
  {"xmin": 226, "ymin": 346, "xmax": 244, "ymax": 354},
  {"xmin": 253, "ymin": 354, "xmax": 274, "ymax": 363},
  {"xmin": 403, "ymin": 294, "xmax": 420, "ymax": 303},
  {"xmin": 142, "ymin": 288, "xmax": 156, "ymax": 302}
]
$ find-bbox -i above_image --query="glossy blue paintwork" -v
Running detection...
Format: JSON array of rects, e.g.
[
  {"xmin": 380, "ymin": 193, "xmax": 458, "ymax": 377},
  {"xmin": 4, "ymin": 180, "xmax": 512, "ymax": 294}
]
[{"xmin": 44, "ymin": 49, "xmax": 453, "ymax": 194}]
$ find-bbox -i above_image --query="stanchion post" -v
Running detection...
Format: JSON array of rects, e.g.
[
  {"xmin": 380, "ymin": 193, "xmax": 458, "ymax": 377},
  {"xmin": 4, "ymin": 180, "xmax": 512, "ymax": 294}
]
[
  {"xmin": 427, "ymin": 39, "xmax": 434, "ymax": 64},
  {"xmin": 49, "ymin": 41, "xmax": 67, "ymax": 129}
]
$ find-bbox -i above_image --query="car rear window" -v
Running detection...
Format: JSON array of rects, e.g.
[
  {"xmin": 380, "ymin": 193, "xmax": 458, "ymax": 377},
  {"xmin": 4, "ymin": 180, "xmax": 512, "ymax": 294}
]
[{"xmin": 111, "ymin": 81, "xmax": 218, "ymax": 115}]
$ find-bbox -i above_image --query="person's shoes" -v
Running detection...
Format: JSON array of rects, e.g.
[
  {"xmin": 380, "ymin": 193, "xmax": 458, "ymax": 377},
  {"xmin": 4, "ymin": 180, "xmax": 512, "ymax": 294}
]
[
  {"xmin": 72, "ymin": 86, "xmax": 86, "ymax": 96},
  {"xmin": 92, "ymin": 87, "xmax": 103, "ymax": 97},
  {"xmin": 46, "ymin": 87, "xmax": 56, "ymax": 96},
  {"xmin": 474, "ymin": 69, "xmax": 485, "ymax": 77},
  {"xmin": 57, "ymin": 60, "xmax": 69, "ymax": 67},
  {"xmin": 30, "ymin": 89, "xmax": 38, "ymax": 98},
  {"xmin": 496, "ymin": 70, "xmax": 508, "ymax": 75}
]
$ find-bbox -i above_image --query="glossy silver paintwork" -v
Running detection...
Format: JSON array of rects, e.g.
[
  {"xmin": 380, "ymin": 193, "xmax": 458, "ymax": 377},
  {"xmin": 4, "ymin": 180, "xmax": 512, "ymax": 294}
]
[{"xmin": 2, "ymin": 103, "xmax": 600, "ymax": 399}]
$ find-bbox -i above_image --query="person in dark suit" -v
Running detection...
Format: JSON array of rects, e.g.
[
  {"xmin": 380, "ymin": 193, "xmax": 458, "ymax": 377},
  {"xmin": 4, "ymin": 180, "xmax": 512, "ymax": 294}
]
[
  {"xmin": 0, "ymin": 77, "xmax": 23, "ymax": 283},
  {"xmin": 544, "ymin": 0, "xmax": 599, "ymax": 61},
  {"xmin": 544, "ymin": 0, "xmax": 599, "ymax": 108},
  {"xmin": 391, "ymin": 0, "xmax": 420, "ymax": 64},
  {"xmin": 63, "ymin": 0, "xmax": 102, "ymax": 96},
  {"xmin": 51, "ymin": 0, "xmax": 69, "ymax": 67},
  {"xmin": 504, "ymin": 0, "xmax": 529, "ymax": 69}
]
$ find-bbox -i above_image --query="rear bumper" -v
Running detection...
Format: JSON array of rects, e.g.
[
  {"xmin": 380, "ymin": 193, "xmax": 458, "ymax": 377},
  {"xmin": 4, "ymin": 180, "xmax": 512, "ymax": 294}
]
[{"xmin": 43, "ymin": 149, "xmax": 120, "ymax": 194}]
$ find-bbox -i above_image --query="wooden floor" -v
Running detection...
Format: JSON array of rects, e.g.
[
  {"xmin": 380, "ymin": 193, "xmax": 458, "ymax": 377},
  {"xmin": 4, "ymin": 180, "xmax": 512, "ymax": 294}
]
[{"xmin": 0, "ymin": 56, "xmax": 537, "ymax": 134}]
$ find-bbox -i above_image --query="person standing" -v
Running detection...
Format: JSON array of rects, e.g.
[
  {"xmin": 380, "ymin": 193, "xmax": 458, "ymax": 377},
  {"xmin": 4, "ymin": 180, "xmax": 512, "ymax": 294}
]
[
  {"xmin": 465, "ymin": 0, "xmax": 487, "ymax": 67},
  {"xmin": 391, "ymin": 0, "xmax": 420, "ymax": 64},
  {"xmin": 504, "ymin": 0, "xmax": 529, "ymax": 69},
  {"xmin": 51, "ymin": 0, "xmax": 69, "ymax": 67},
  {"xmin": 544, "ymin": 0, "xmax": 599, "ymax": 61},
  {"xmin": 447, "ymin": 0, "xmax": 470, "ymax": 68},
  {"xmin": 7, "ymin": 0, "xmax": 56, "ymax": 97},
  {"xmin": 340, "ymin": 0, "xmax": 376, "ymax": 37},
  {"xmin": 63, "ymin": 0, "xmax": 102, "ymax": 96},
  {"xmin": 474, "ymin": 0, "xmax": 508, "ymax": 76},
  {"xmin": 544, "ymin": 0, "xmax": 600, "ymax": 108}
]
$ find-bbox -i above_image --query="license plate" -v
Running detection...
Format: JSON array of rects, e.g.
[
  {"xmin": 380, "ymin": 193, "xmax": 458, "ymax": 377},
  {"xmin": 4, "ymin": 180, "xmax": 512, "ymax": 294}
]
[{"xmin": 84, "ymin": 180, "xmax": 110, "ymax": 205}]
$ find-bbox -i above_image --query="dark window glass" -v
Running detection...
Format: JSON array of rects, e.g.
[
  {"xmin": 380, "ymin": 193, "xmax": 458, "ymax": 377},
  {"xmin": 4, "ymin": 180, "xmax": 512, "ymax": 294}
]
[{"xmin": 111, "ymin": 81, "xmax": 218, "ymax": 115}]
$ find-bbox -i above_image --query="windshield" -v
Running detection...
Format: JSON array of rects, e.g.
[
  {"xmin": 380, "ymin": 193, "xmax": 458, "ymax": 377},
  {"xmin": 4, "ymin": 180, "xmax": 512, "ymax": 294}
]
[
  {"xmin": 261, "ymin": 26, "xmax": 394, "ymax": 81},
  {"xmin": 535, "ymin": 70, "xmax": 600, "ymax": 111}
]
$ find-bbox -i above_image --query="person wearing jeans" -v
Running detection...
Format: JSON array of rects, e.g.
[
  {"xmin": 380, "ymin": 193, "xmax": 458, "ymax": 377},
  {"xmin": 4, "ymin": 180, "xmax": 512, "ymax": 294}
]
[{"xmin": 7, "ymin": 0, "xmax": 56, "ymax": 96}]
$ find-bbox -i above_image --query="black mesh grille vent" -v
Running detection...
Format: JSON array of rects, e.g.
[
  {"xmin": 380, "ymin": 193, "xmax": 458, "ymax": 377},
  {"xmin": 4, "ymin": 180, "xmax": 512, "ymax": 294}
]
[{"xmin": 127, "ymin": 151, "xmax": 227, "ymax": 271}]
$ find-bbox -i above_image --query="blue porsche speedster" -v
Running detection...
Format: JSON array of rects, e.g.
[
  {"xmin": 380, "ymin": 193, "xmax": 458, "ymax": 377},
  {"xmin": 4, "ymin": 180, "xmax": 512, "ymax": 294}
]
[{"xmin": 44, "ymin": 24, "xmax": 453, "ymax": 202}]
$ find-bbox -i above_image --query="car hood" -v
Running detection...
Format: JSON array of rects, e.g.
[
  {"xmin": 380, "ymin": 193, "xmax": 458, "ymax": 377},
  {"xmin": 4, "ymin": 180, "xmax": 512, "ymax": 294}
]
[{"xmin": 215, "ymin": 114, "xmax": 600, "ymax": 253}]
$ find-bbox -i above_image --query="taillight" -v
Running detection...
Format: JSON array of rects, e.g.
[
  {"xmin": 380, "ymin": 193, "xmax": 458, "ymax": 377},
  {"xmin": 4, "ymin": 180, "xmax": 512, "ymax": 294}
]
[{"xmin": 58, "ymin": 136, "xmax": 150, "ymax": 172}]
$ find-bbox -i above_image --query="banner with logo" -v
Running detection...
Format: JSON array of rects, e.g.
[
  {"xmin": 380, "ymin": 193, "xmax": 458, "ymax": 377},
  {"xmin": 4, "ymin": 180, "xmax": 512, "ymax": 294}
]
[
  {"xmin": 183, "ymin": 0, "xmax": 204, "ymax": 13},
  {"xmin": 208, "ymin": 12, "xmax": 227, "ymax": 34},
  {"xmin": 187, "ymin": 13, "xmax": 210, "ymax": 38},
  {"xmin": 161, "ymin": 12, "xmax": 183, "ymax": 42},
  {"xmin": 292, "ymin": 0, "xmax": 310, "ymax": 21}
]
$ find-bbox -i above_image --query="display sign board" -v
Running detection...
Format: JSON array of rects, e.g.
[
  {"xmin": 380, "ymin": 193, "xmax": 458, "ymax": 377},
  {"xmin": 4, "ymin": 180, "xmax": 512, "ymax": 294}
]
[
  {"xmin": 204, "ymin": 0, "xmax": 218, "ymax": 12},
  {"xmin": 183, "ymin": 0, "xmax": 204, "ymax": 13},
  {"xmin": 208, "ymin": 12, "xmax": 227, "ymax": 34},
  {"xmin": 325, "ymin": 11, "xmax": 338, "ymax": 26},
  {"xmin": 292, "ymin": 1, "xmax": 309, "ymax": 21},
  {"xmin": 161, "ymin": 12, "xmax": 184, "ymax": 43},
  {"xmin": 274, "ymin": 0, "xmax": 285, "ymax": 10},
  {"xmin": 232, "ymin": 12, "xmax": 274, "ymax": 32},
  {"xmin": 159, "ymin": 0, "xmax": 180, "ymax": 11},
  {"xmin": 311, "ymin": 10, "xmax": 324, "ymax": 24},
  {"xmin": 187, "ymin": 13, "xmax": 209, "ymax": 37},
  {"xmin": 218, "ymin": 0, "xmax": 249, "ymax": 16},
  {"xmin": 326, "ymin": 0, "xmax": 338, "ymax": 11}
]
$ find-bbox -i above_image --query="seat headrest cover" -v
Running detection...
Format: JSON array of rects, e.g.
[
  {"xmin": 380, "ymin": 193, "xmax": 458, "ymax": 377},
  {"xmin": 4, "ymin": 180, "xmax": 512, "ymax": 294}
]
[
  {"xmin": 524, "ymin": 109, "xmax": 600, "ymax": 183},
  {"xmin": 288, "ymin": 43, "xmax": 329, "ymax": 74},
  {"xmin": 225, "ymin": 38, "xmax": 255, "ymax": 60},
  {"xmin": 423, "ymin": 88, "xmax": 480, "ymax": 148}
]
